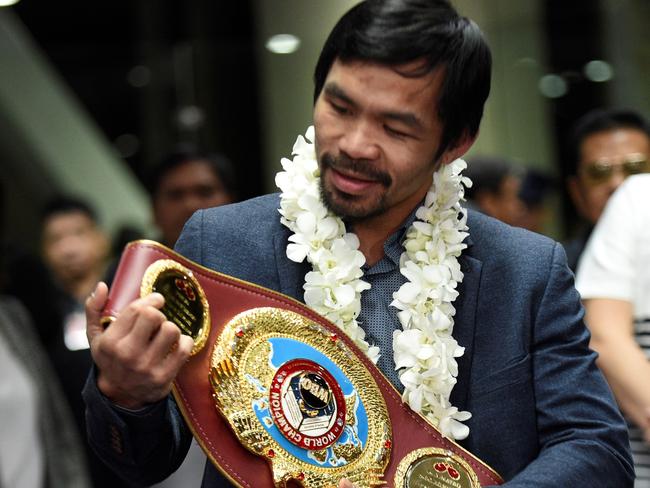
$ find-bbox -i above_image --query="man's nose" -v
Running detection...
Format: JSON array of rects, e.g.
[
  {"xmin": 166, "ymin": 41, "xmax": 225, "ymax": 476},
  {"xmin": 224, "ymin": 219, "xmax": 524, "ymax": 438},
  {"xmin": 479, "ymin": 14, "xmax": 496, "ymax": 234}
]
[{"xmin": 338, "ymin": 122, "xmax": 380, "ymax": 161}]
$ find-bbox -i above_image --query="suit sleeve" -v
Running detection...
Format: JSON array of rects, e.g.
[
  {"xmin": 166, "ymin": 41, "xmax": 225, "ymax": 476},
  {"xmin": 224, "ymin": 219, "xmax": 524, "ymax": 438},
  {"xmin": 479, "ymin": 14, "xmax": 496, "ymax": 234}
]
[
  {"xmin": 81, "ymin": 212, "xmax": 208, "ymax": 485},
  {"xmin": 501, "ymin": 243, "xmax": 634, "ymax": 487},
  {"xmin": 82, "ymin": 370, "xmax": 192, "ymax": 486}
]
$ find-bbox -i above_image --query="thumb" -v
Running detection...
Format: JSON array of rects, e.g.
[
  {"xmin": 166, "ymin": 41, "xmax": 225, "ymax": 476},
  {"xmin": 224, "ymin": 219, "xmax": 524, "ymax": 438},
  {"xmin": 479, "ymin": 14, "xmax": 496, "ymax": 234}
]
[
  {"xmin": 85, "ymin": 281, "xmax": 109, "ymax": 344},
  {"xmin": 338, "ymin": 480, "xmax": 356, "ymax": 488}
]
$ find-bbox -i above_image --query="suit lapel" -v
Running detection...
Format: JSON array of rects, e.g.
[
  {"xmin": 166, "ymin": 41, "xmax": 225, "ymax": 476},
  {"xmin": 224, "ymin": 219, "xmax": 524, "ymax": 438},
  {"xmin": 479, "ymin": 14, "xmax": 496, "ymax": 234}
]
[
  {"xmin": 273, "ymin": 229, "xmax": 309, "ymax": 302},
  {"xmin": 449, "ymin": 250, "xmax": 483, "ymax": 412}
]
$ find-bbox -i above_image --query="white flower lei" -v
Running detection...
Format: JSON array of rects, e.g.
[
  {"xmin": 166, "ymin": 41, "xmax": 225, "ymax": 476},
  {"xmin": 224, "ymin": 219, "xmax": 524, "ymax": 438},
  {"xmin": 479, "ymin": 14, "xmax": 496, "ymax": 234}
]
[{"xmin": 275, "ymin": 126, "xmax": 472, "ymax": 440}]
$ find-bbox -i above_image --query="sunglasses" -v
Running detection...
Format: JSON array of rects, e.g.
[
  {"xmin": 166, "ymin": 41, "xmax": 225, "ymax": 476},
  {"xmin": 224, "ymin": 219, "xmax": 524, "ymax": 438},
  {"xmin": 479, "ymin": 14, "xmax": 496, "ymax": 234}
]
[{"xmin": 581, "ymin": 153, "xmax": 649, "ymax": 185}]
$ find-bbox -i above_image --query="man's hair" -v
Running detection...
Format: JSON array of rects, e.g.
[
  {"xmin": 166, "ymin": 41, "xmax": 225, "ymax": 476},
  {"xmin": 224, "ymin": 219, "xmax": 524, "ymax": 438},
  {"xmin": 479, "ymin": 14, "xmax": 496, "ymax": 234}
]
[
  {"xmin": 40, "ymin": 196, "xmax": 98, "ymax": 225},
  {"xmin": 464, "ymin": 156, "xmax": 520, "ymax": 200},
  {"xmin": 313, "ymin": 0, "xmax": 492, "ymax": 159},
  {"xmin": 569, "ymin": 108, "xmax": 650, "ymax": 174},
  {"xmin": 145, "ymin": 146, "xmax": 238, "ymax": 199},
  {"xmin": 519, "ymin": 169, "xmax": 556, "ymax": 209}
]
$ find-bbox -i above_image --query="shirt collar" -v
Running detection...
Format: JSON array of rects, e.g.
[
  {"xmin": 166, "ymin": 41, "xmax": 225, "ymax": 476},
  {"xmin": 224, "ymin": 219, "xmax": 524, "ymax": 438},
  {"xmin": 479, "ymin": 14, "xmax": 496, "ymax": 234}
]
[
  {"xmin": 384, "ymin": 205, "xmax": 419, "ymax": 265},
  {"xmin": 361, "ymin": 203, "xmax": 420, "ymax": 272}
]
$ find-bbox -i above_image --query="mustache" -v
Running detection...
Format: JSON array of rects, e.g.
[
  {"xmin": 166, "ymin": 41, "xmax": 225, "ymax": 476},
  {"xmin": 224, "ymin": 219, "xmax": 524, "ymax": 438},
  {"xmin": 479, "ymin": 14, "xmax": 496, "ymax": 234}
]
[{"xmin": 321, "ymin": 153, "xmax": 392, "ymax": 187}]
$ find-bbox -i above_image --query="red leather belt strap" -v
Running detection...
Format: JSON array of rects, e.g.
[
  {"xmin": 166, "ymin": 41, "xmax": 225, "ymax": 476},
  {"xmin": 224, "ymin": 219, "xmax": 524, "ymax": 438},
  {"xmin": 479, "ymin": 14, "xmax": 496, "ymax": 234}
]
[{"xmin": 103, "ymin": 240, "xmax": 503, "ymax": 487}]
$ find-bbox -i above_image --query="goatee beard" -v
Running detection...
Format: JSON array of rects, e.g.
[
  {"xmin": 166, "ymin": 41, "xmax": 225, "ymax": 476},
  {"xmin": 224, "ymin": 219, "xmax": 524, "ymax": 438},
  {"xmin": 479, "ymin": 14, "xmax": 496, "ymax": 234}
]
[{"xmin": 319, "ymin": 153, "xmax": 391, "ymax": 222}]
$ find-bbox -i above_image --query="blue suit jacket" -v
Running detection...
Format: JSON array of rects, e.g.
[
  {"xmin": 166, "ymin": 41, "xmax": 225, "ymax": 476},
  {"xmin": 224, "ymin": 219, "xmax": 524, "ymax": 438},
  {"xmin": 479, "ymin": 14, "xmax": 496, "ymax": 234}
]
[{"xmin": 83, "ymin": 194, "xmax": 633, "ymax": 487}]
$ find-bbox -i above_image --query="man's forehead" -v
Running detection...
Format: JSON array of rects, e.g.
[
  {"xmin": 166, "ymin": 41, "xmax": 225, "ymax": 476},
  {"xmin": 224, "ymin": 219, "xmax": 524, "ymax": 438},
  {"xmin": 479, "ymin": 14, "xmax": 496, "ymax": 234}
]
[
  {"xmin": 45, "ymin": 210, "xmax": 94, "ymax": 226},
  {"xmin": 322, "ymin": 58, "xmax": 443, "ymax": 100},
  {"xmin": 328, "ymin": 57, "xmax": 439, "ymax": 79},
  {"xmin": 160, "ymin": 161, "xmax": 221, "ymax": 186},
  {"xmin": 580, "ymin": 128, "xmax": 650, "ymax": 160},
  {"xmin": 43, "ymin": 211, "xmax": 96, "ymax": 238}
]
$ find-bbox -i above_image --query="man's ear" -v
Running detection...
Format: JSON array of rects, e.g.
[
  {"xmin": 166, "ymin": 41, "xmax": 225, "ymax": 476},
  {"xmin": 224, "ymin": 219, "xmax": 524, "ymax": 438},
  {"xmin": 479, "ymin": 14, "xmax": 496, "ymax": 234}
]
[{"xmin": 440, "ymin": 132, "xmax": 477, "ymax": 166}]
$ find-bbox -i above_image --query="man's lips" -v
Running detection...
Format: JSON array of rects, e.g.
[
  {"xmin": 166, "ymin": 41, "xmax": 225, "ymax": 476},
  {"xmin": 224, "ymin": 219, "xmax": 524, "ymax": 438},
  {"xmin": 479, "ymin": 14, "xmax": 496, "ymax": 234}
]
[{"xmin": 329, "ymin": 168, "xmax": 381, "ymax": 194}]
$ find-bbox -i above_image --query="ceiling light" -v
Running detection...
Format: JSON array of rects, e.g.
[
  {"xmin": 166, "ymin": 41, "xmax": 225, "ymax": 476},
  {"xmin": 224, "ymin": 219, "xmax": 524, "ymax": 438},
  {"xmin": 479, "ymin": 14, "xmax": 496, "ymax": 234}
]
[
  {"xmin": 538, "ymin": 74, "xmax": 568, "ymax": 99},
  {"xmin": 583, "ymin": 60, "xmax": 614, "ymax": 83},
  {"xmin": 266, "ymin": 34, "xmax": 301, "ymax": 54}
]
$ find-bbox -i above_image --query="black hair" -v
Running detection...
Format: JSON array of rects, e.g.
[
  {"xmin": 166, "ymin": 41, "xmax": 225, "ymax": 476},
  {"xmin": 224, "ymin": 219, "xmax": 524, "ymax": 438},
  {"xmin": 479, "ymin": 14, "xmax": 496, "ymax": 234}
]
[
  {"xmin": 40, "ymin": 196, "xmax": 98, "ymax": 225},
  {"xmin": 569, "ymin": 108, "xmax": 650, "ymax": 174},
  {"xmin": 464, "ymin": 156, "xmax": 520, "ymax": 200},
  {"xmin": 313, "ymin": 0, "xmax": 492, "ymax": 160},
  {"xmin": 145, "ymin": 146, "xmax": 238, "ymax": 199},
  {"xmin": 519, "ymin": 169, "xmax": 556, "ymax": 208}
]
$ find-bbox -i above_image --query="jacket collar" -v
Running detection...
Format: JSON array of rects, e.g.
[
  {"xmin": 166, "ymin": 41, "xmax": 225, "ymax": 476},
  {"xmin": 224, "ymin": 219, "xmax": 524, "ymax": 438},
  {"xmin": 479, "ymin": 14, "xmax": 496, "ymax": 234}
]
[
  {"xmin": 449, "ymin": 250, "xmax": 482, "ymax": 411},
  {"xmin": 273, "ymin": 228, "xmax": 309, "ymax": 301}
]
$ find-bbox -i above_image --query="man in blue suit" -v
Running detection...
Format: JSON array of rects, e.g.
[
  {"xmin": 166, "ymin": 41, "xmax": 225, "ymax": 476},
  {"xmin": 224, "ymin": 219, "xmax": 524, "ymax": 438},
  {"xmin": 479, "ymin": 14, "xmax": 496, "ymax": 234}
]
[{"xmin": 83, "ymin": 0, "xmax": 633, "ymax": 486}]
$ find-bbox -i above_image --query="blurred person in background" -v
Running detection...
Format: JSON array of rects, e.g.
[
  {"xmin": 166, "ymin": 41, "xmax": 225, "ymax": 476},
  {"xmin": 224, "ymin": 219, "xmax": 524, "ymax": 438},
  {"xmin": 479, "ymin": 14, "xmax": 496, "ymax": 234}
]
[
  {"xmin": 40, "ymin": 197, "xmax": 110, "ymax": 353},
  {"xmin": 108, "ymin": 148, "xmax": 238, "ymax": 262},
  {"xmin": 38, "ymin": 197, "xmax": 129, "ymax": 487},
  {"xmin": 147, "ymin": 147, "xmax": 238, "ymax": 248},
  {"xmin": 464, "ymin": 155, "xmax": 526, "ymax": 227},
  {"xmin": 575, "ymin": 173, "xmax": 650, "ymax": 487},
  {"xmin": 517, "ymin": 168, "xmax": 557, "ymax": 234},
  {"xmin": 0, "ymin": 297, "xmax": 92, "ymax": 488},
  {"xmin": 108, "ymin": 148, "xmax": 238, "ymax": 260},
  {"xmin": 0, "ymin": 181, "xmax": 91, "ymax": 488},
  {"xmin": 565, "ymin": 108, "xmax": 650, "ymax": 271}
]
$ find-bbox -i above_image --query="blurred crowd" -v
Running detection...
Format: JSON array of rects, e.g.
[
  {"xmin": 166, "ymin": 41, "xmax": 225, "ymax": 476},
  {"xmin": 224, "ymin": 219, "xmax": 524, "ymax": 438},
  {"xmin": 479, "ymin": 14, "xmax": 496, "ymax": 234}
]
[
  {"xmin": 0, "ymin": 148, "xmax": 237, "ymax": 488},
  {"xmin": 0, "ymin": 106, "xmax": 649, "ymax": 487}
]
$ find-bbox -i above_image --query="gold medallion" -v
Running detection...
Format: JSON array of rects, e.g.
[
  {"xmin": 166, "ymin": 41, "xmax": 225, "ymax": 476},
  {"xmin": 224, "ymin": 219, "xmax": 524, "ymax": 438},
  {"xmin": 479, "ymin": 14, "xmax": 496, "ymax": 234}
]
[
  {"xmin": 395, "ymin": 448, "xmax": 481, "ymax": 488},
  {"xmin": 209, "ymin": 307, "xmax": 391, "ymax": 487},
  {"xmin": 140, "ymin": 259, "xmax": 210, "ymax": 355}
]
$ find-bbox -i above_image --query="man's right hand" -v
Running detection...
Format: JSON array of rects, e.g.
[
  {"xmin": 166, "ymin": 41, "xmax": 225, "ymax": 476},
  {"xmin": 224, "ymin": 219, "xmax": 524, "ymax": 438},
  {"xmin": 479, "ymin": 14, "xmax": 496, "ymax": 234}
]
[{"xmin": 85, "ymin": 282, "xmax": 194, "ymax": 410}]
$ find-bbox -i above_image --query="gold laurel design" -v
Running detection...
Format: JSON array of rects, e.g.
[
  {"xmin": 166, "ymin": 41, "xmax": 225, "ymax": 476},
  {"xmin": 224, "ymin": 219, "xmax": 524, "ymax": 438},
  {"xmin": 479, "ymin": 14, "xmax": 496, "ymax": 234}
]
[{"xmin": 210, "ymin": 307, "xmax": 391, "ymax": 487}]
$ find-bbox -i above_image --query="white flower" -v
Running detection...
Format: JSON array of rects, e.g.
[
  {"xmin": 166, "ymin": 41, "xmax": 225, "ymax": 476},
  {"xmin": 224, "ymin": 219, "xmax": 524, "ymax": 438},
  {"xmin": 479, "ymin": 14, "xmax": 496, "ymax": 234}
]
[
  {"xmin": 393, "ymin": 329, "xmax": 424, "ymax": 369},
  {"xmin": 277, "ymin": 127, "xmax": 471, "ymax": 440},
  {"xmin": 438, "ymin": 408, "xmax": 472, "ymax": 440}
]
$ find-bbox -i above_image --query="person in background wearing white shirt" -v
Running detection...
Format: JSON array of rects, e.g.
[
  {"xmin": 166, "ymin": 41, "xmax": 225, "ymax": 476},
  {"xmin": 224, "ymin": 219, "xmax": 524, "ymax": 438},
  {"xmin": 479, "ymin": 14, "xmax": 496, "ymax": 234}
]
[{"xmin": 576, "ymin": 173, "xmax": 650, "ymax": 487}]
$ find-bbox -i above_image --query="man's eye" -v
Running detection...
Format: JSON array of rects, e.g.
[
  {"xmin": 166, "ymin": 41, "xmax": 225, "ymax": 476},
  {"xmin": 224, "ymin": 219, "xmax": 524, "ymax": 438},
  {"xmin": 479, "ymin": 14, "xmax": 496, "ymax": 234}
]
[
  {"xmin": 164, "ymin": 190, "xmax": 184, "ymax": 201},
  {"xmin": 385, "ymin": 125, "xmax": 408, "ymax": 138},
  {"xmin": 331, "ymin": 102, "xmax": 349, "ymax": 115},
  {"xmin": 199, "ymin": 186, "xmax": 220, "ymax": 198}
]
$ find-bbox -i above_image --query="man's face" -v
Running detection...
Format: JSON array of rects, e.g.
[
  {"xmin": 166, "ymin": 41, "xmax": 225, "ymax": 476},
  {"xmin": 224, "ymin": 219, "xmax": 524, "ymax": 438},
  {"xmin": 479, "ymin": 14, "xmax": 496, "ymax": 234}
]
[
  {"xmin": 42, "ymin": 211, "xmax": 107, "ymax": 284},
  {"xmin": 153, "ymin": 160, "xmax": 233, "ymax": 246},
  {"xmin": 569, "ymin": 128, "xmax": 650, "ymax": 224},
  {"xmin": 313, "ymin": 59, "xmax": 462, "ymax": 224}
]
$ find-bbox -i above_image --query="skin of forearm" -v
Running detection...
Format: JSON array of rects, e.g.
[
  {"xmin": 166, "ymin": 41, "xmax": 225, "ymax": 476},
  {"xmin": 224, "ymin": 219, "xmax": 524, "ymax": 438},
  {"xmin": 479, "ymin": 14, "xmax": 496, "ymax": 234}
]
[
  {"xmin": 592, "ymin": 335, "xmax": 650, "ymax": 431},
  {"xmin": 585, "ymin": 298, "xmax": 650, "ymax": 434}
]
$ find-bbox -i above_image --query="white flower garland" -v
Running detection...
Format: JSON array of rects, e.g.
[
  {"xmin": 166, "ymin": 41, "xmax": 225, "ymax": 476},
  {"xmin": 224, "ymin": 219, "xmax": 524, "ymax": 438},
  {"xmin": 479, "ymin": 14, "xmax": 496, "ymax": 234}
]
[{"xmin": 275, "ymin": 126, "xmax": 472, "ymax": 440}]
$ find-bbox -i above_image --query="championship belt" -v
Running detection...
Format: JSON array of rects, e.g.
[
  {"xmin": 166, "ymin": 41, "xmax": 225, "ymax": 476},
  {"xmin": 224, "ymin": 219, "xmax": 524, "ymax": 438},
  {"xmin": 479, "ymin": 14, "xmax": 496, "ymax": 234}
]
[{"xmin": 102, "ymin": 240, "xmax": 503, "ymax": 488}]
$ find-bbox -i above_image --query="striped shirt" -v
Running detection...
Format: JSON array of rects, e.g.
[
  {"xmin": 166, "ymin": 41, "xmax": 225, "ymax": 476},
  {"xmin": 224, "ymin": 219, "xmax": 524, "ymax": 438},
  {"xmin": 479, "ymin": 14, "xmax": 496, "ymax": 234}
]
[{"xmin": 631, "ymin": 318, "xmax": 650, "ymax": 487}]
